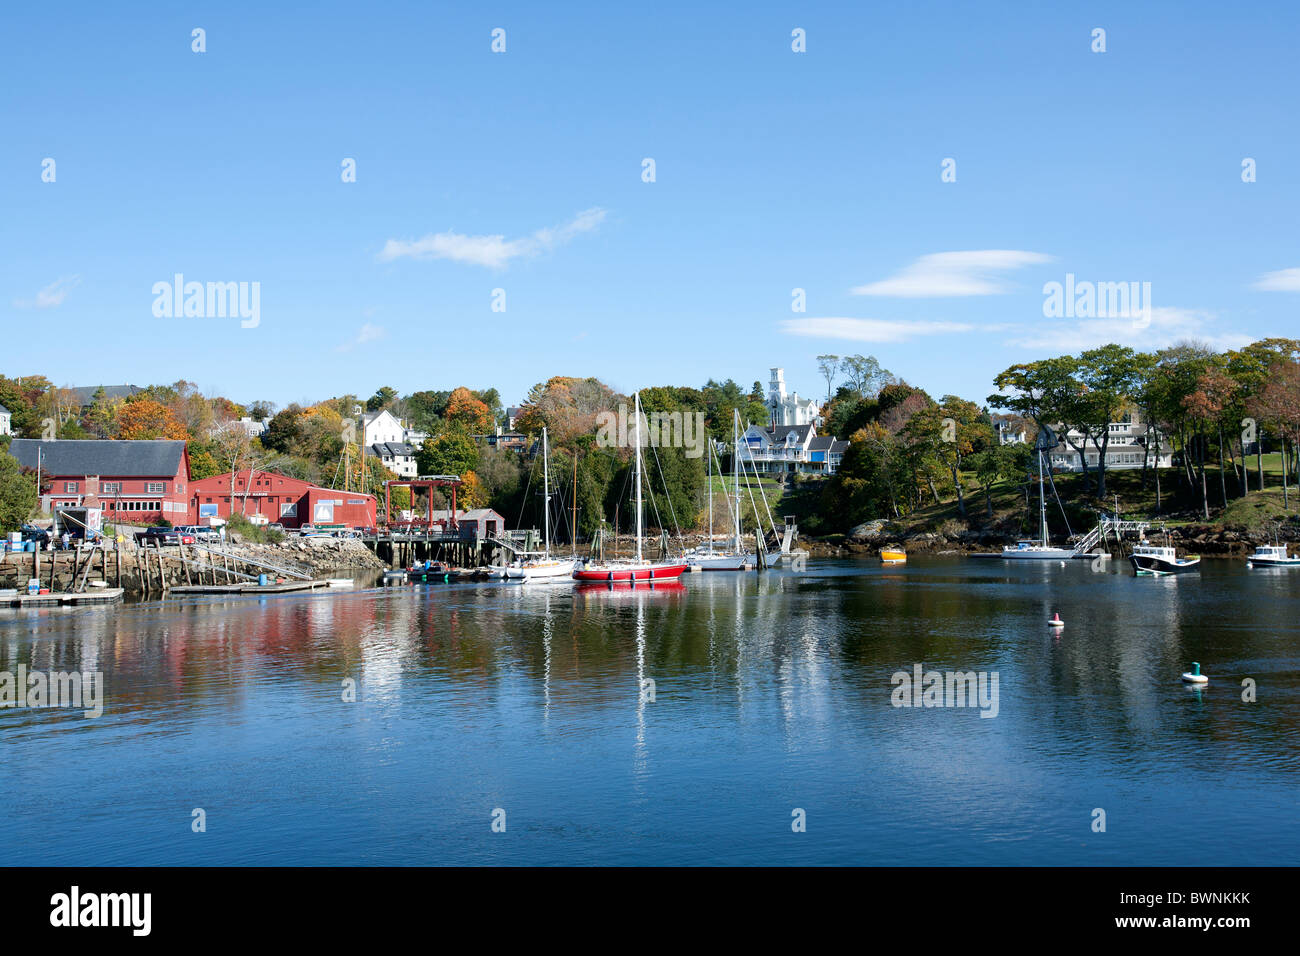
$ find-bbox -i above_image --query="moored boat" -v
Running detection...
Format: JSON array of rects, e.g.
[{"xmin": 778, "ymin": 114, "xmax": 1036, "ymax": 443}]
[
  {"xmin": 575, "ymin": 391, "xmax": 689, "ymax": 584},
  {"xmin": 1129, "ymin": 542, "xmax": 1200, "ymax": 575},
  {"xmin": 1247, "ymin": 543, "xmax": 1300, "ymax": 568},
  {"xmin": 502, "ymin": 427, "xmax": 577, "ymax": 583},
  {"xmin": 880, "ymin": 548, "xmax": 906, "ymax": 564}
]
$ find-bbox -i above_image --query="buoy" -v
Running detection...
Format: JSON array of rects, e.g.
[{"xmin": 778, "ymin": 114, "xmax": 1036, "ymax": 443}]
[
  {"xmin": 1048, "ymin": 612, "xmax": 1065, "ymax": 627},
  {"xmin": 1181, "ymin": 662, "xmax": 1209, "ymax": 684}
]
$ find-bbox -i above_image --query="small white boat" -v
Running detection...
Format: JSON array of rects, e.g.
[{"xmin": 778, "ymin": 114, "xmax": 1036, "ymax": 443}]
[
  {"xmin": 326, "ymin": 578, "xmax": 355, "ymax": 588},
  {"xmin": 1130, "ymin": 542, "xmax": 1200, "ymax": 575},
  {"xmin": 1001, "ymin": 540, "xmax": 1077, "ymax": 560},
  {"xmin": 504, "ymin": 557, "xmax": 577, "ymax": 582},
  {"xmin": 502, "ymin": 428, "xmax": 576, "ymax": 584},
  {"xmin": 687, "ymin": 550, "xmax": 755, "ymax": 571},
  {"xmin": 1247, "ymin": 544, "xmax": 1300, "ymax": 568}
]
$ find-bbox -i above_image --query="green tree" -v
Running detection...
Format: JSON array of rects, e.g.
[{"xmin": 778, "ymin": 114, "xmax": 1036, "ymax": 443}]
[
  {"xmin": 0, "ymin": 450, "xmax": 37, "ymax": 533},
  {"xmin": 416, "ymin": 430, "xmax": 480, "ymax": 477}
]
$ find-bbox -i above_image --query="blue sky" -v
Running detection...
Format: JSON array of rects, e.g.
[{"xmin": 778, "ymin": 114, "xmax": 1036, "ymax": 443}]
[{"xmin": 3, "ymin": 1, "xmax": 1298, "ymax": 414}]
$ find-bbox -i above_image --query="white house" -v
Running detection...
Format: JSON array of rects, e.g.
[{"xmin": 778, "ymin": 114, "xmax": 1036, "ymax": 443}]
[
  {"xmin": 739, "ymin": 422, "xmax": 848, "ymax": 476},
  {"xmin": 363, "ymin": 409, "xmax": 406, "ymax": 446},
  {"xmin": 1046, "ymin": 412, "xmax": 1172, "ymax": 472},
  {"xmin": 767, "ymin": 368, "xmax": 822, "ymax": 428},
  {"xmin": 237, "ymin": 416, "xmax": 266, "ymax": 438},
  {"xmin": 0, "ymin": 403, "xmax": 10, "ymax": 437},
  {"xmin": 369, "ymin": 441, "xmax": 419, "ymax": 478}
]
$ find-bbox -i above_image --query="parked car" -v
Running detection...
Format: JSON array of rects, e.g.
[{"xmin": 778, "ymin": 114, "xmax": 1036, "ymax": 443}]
[
  {"xmin": 20, "ymin": 524, "xmax": 50, "ymax": 545},
  {"xmin": 134, "ymin": 527, "xmax": 193, "ymax": 546},
  {"xmin": 266, "ymin": 523, "xmax": 285, "ymax": 533}
]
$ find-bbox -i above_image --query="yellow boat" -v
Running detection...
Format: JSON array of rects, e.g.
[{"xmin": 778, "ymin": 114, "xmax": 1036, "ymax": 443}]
[{"xmin": 880, "ymin": 548, "xmax": 906, "ymax": 564}]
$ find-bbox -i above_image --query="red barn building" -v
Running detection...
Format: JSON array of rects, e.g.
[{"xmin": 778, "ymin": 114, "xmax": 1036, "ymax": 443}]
[
  {"xmin": 189, "ymin": 470, "xmax": 376, "ymax": 528},
  {"xmin": 10, "ymin": 439, "xmax": 191, "ymax": 531}
]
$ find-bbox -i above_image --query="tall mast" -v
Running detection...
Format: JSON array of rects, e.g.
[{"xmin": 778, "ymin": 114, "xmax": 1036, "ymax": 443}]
[
  {"xmin": 707, "ymin": 431, "xmax": 714, "ymax": 555},
  {"xmin": 1038, "ymin": 447, "xmax": 1047, "ymax": 546},
  {"xmin": 733, "ymin": 411, "xmax": 741, "ymax": 547},
  {"xmin": 633, "ymin": 392, "xmax": 643, "ymax": 562},
  {"xmin": 542, "ymin": 426, "xmax": 551, "ymax": 557}
]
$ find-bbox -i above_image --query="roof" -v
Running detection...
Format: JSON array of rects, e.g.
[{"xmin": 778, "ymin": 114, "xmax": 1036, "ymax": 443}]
[
  {"xmin": 808, "ymin": 436, "xmax": 835, "ymax": 451},
  {"xmin": 369, "ymin": 442, "xmax": 414, "ymax": 457},
  {"xmin": 67, "ymin": 385, "xmax": 141, "ymax": 405},
  {"xmin": 764, "ymin": 423, "xmax": 816, "ymax": 445},
  {"xmin": 0, "ymin": 403, "xmax": 9, "ymax": 414},
  {"xmin": 9, "ymin": 439, "xmax": 187, "ymax": 478},
  {"xmin": 427, "ymin": 508, "xmax": 505, "ymax": 521}
]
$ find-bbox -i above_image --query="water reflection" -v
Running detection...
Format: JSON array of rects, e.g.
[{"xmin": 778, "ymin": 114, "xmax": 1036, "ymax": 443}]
[{"xmin": 1, "ymin": 557, "xmax": 1297, "ymax": 865}]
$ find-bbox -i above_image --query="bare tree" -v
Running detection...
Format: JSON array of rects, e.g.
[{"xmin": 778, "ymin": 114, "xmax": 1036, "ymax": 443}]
[{"xmin": 816, "ymin": 354, "xmax": 839, "ymax": 403}]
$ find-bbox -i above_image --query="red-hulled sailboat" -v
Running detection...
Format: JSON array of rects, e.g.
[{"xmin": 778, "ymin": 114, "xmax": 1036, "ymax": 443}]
[{"xmin": 573, "ymin": 391, "xmax": 689, "ymax": 583}]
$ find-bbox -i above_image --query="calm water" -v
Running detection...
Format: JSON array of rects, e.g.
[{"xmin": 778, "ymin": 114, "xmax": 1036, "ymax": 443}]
[{"xmin": 2, "ymin": 556, "xmax": 1298, "ymax": 866}]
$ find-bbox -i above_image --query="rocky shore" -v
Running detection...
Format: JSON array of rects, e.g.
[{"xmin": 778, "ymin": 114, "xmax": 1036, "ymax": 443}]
[{"xmin": 803, "ymin": 516, "xmax": 1300, "ymax": 557}]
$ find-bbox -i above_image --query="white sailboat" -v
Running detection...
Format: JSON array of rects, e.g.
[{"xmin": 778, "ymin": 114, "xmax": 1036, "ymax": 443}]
[
  {"xmin": 1000, "ymin": 434, "xmax": 1076, "ymax": 560},
  {"xmin": 504, "ymin": 427, "xmax": 576, "ymax": 582},
  {"xmin": 687, "ymin": 411, "xmax": 755, "ymax": 570}
]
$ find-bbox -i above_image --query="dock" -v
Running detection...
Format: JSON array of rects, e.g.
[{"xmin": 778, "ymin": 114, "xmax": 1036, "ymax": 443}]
[
  {"xmin": 4, "ymin": 587, "xmax": 125, "ymax": 608},
  {"xmin": 169, "ymin": 579, "xmax": 332, "ymax": 596}
]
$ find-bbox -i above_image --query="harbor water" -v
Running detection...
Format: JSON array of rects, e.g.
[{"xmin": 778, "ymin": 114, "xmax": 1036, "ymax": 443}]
[{"xmin": 1, "ymin": 556, "xmax": 1297, "ymax": 865}]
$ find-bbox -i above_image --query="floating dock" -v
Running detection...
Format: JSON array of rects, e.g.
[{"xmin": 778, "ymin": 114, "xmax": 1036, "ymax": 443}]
[
  {"xmin": 169, "ymin": 580, "xmax": 331, "ymax": 596},
  {"xmin": 4, "ymin": 588, "xmax": 125, "ymax": 608}
]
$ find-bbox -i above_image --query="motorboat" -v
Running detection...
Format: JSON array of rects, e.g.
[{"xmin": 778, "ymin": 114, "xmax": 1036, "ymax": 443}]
[
  {"xmin": 1246, "ymin": 543, "xmax": 1300, "ymax": 568},
  {"xmin": 1130, "ymin": 541, "xmax": 1200, "ymax": 575}
]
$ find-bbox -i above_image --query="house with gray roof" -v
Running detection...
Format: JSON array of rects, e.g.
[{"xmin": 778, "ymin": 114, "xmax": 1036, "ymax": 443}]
[
  {"xmin": 739, "ymin": 422, "xmax": 847, "ymax": 475},
  {"xmin": 9, "ymin": 439, "xmax": 192, "ymax": 527}
]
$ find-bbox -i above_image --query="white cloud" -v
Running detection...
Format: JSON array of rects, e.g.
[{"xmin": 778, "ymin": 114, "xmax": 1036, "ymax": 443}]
[
  {"xmin": 337, "ymin": 322, "xmax": 386, "ymax": 352},
  {"xmin": 1007, "ymin": 307, "xmax": 1250, "ymax": 352},
  {"xmin": 780, "ymin": 316, "xmax": 974, "ymax": 343},
  {"xmin": 851, "ymin": 250, "xmax": 1054, "ymax": 297},
  {"xmin": 13, "ymin": 275, "xmax": 80, "ymax": 309},
  {"xmin": 1252, "ymin": 267, "xmax": 1300, "ymax": 292},
  {"xmin": 378, "ymin": 207, "xmax": 607, "ymax": 269}
]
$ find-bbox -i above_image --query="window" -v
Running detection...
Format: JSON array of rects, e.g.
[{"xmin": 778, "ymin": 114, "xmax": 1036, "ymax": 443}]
[
  {"xmin": 64, "ymin": 481, "xmax": 78, "ymax": 493},
  {"xmin": 281, "ymin": 503, "xmax": 297, "ymax": 517},
  {"xmin": 146, "ymin": 482, "xmax": 165, "ymax": 494},
  {"xmin": 101, "ymin": 482, "xmax": 122, "ymax": 494}
]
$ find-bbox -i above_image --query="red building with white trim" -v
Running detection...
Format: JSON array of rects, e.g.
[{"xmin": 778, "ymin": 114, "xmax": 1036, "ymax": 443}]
[
  {"xmin": 189, "ymin": 470, "xmax": 376, "ymax": 528},
  {"xmin": 10, "ymin": 439, "xmax": 191, "ymax": 529}
]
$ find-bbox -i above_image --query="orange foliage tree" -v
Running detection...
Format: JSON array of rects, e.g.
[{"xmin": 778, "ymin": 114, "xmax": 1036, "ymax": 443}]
[
  {"xmin": 117, "ymin": 398, "xmax": 189, "ymax": 440},
  {"xmin": 445, "ymin": 387, "xmax": 493, "ymax": 432}
]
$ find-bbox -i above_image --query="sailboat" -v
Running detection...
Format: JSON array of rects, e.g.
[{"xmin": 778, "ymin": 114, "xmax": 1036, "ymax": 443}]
[
  {"xmin": 504, "ymin": 427, "xmax": 576, "ymax": 582},
  {"xmin": 573, "ymin": 392, "xmax": 689, "ymax": 583},
  {"xmin": 687, "ymin": 412, "xmax": 755, "ymax": 570},
  {"xmin": 999, "ymin": 428, "xmax": 1076, "ymax": 560}
]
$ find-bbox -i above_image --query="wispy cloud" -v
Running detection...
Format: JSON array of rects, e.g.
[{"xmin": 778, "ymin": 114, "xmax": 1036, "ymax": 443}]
[
  {"xmin": 851, "ymin": 251, "xmax": 1053, "ymax": 297},
  {"xmin": 780, "ymin": 316, "xmax": 975, "ymax": 343},
  {"xmin": 378, "ymin": 207, "xmax": 607, "ymax": 269},
  {"xmin": 13, "ymin": 275, "xmax": 80, "ymax": 309},
  {"xmin": 1252, "ymin": 267, "xmax": 1300, "ymax": 292},
  {"xmin": 1007, "ymin": 307, "xmax": 1250, "ymax": 352},
  {"xmin": 336, "ymin": 322, "xmax": 386, "ymax": 352}
]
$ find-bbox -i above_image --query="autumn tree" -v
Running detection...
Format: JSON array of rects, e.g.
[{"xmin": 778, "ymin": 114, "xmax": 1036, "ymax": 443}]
[{"xmin": 117, "ymin": 398, "xmax": 188, "ymax": 440}]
